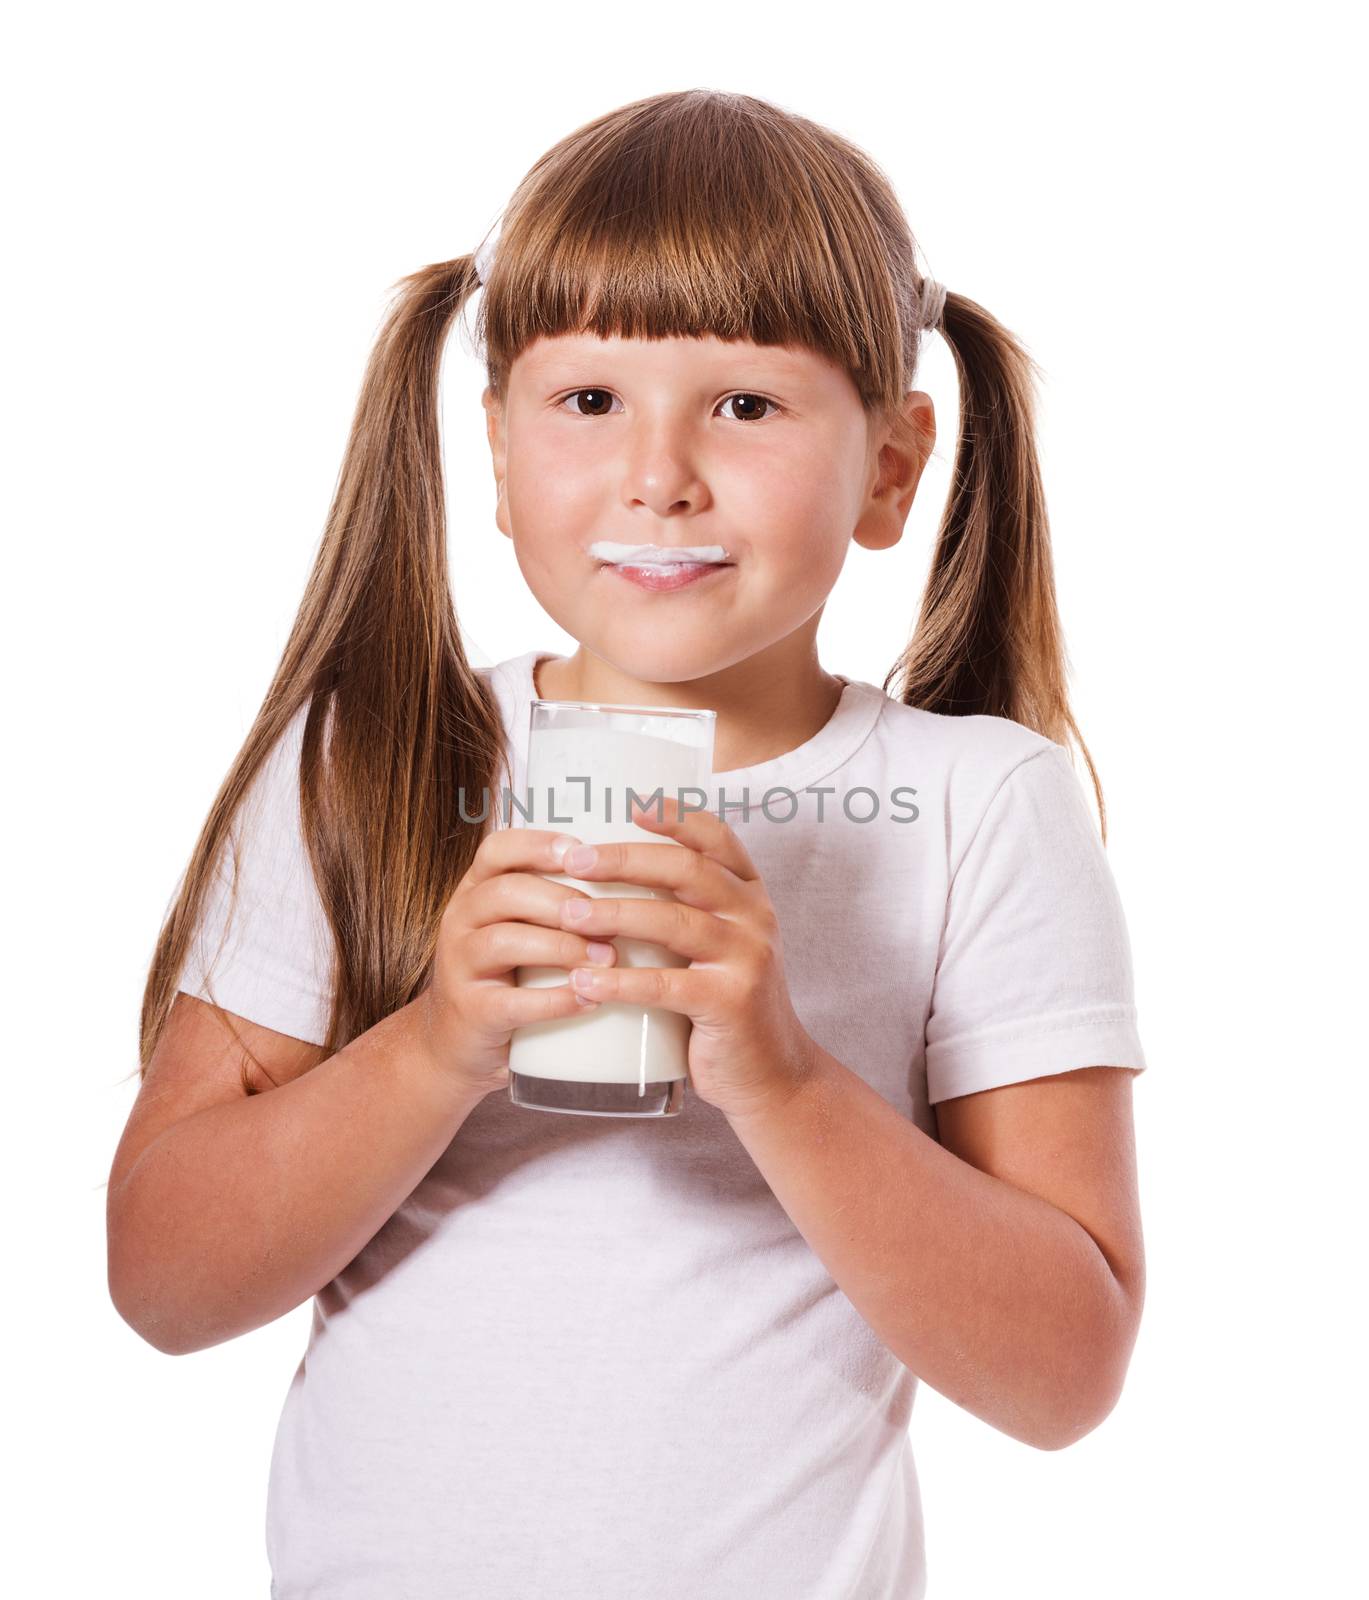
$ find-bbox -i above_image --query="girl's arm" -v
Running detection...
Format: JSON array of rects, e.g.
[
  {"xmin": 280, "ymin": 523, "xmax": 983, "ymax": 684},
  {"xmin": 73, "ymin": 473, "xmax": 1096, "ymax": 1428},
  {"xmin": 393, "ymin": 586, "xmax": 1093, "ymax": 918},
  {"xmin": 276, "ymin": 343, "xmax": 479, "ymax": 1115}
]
[
  {"xmin": 107, "ymin": 992, "xmax": 489, "ymax": 1356},
  {"xmin": 725, "ymin": 1054, "xmax": 1144, "ymax": 1452}
]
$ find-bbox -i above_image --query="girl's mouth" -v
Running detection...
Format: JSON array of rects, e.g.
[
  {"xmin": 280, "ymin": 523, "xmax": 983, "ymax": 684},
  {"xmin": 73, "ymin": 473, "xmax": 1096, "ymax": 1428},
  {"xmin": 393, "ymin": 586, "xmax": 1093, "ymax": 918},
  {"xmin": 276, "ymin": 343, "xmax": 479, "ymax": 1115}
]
[{"xmin": 605, "ymin": 561, "xmax": 734, "ymax": 593}]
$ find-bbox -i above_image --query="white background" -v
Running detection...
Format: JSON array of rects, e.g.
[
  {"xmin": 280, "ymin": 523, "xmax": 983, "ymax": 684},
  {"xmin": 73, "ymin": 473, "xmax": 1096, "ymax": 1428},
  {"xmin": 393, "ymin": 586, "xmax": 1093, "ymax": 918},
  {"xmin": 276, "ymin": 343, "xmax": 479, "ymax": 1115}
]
[{"xmin": 6, "ymin": 2, "xmax": 1363, "ymax": 1595}]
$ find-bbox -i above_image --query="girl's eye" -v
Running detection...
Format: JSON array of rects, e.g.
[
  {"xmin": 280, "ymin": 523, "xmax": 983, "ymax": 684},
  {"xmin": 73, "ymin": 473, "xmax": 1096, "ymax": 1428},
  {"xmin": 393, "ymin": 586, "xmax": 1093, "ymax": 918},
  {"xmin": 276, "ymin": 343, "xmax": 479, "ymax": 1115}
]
[
  {"xmin": 560, "ymin": 388, "xmax": 618, "ymax": 418},
  {"xmin": 719, "ymin": 393, "xmax": 778, "ymax": 422},
  {"xmin": 557, "ymin": 389, "xmax": 780, "ymax": 421}
]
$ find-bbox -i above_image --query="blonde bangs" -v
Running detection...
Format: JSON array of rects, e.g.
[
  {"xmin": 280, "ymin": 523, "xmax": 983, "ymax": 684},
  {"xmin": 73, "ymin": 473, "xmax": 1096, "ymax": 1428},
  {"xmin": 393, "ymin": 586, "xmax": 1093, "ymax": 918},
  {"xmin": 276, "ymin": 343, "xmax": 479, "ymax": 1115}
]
[{"xmin": 473, "ymin": 91, "xmax": 918, "ymax": 415}]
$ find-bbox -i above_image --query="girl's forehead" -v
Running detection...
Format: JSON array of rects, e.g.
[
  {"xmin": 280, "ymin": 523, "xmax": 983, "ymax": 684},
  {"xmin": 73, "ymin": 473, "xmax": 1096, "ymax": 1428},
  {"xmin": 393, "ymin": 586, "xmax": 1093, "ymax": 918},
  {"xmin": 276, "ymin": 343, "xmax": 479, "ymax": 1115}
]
[{"xmin": 513, "ymin": 332, "xmax": 828, "ymax": 375}]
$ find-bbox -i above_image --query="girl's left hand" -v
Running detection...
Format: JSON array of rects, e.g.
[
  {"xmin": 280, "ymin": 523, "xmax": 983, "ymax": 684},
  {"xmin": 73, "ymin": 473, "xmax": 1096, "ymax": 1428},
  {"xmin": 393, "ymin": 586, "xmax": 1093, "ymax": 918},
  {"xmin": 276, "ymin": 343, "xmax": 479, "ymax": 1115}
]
[{"xmin": 555, "ymin": 793, "xmax": 819, "ymax": 1123}]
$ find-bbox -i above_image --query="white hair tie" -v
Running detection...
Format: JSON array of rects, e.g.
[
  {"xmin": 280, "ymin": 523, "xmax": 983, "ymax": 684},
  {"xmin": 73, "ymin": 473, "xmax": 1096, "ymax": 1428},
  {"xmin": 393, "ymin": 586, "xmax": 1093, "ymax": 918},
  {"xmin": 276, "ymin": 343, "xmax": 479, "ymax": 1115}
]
[
  {"xmin": 473, "ymin": 230, "xmax": 499, "ymax": 286},
  {"xmin": 919, "ymin": 278, "xmax": 947, "ymax": 332}
]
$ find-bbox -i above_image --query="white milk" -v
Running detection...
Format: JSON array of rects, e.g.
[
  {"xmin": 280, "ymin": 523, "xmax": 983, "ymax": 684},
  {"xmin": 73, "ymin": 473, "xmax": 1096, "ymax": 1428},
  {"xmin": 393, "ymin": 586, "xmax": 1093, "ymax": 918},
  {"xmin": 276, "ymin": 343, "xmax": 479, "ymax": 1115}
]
[{"xmin": 509, "ymin": 705, "xmax": 714, "ymax": 1091}]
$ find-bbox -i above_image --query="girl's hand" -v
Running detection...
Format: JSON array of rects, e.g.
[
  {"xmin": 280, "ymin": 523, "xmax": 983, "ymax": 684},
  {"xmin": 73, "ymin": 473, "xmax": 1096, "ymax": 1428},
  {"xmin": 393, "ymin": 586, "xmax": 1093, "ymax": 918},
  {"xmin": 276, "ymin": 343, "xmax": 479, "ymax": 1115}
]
[
  {"xmin": 556, "ymin": 794, "xmax": 819, "ymax": 1122},
  {"xmin": 421, "ymin": 827, "xmax": 620, "ymax": 1097}
]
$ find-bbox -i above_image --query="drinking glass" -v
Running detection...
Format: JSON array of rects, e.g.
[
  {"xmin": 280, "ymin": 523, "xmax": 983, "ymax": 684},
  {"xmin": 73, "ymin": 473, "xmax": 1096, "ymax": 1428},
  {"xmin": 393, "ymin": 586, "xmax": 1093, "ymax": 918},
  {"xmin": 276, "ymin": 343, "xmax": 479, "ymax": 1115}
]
[{"xmin": 508, "ymin": 695, "xmax": 716, "ymax": 1117}]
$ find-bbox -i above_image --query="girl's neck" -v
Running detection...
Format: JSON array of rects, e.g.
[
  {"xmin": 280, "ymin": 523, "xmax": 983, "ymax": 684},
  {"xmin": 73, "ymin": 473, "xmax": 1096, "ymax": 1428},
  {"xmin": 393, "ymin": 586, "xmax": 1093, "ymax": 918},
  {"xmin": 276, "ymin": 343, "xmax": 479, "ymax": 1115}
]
[{"xmin": 533, "ymin": 647, "xmax": 845, "ymax": 774}]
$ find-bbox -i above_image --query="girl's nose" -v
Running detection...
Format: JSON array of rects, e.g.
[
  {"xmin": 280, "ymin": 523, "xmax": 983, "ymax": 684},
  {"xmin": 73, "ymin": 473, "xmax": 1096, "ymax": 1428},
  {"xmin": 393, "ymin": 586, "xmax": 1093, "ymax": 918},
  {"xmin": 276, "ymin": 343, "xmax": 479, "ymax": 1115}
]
[{"xmin": 619, "ymin": 437, "xmax": 709, "ymax": 516}]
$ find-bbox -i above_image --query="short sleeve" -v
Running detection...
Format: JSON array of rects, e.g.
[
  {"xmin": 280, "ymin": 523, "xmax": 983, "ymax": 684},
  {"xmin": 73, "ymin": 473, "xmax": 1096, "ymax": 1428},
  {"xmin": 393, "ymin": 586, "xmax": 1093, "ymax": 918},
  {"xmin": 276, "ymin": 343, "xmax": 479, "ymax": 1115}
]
[
  {"xmin": 176, "ymin": 706, "xmax": 336, "ymax": 1045},
  {"xmin": 924, "ymin": 744, "xmax": 1147, "ymax": 1103}
]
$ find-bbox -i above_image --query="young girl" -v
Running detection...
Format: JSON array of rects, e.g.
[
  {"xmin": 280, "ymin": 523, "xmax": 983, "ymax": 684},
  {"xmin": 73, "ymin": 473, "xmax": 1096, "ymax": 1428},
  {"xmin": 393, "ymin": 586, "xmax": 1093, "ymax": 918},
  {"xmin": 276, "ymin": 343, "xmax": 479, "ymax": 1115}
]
[{"xmin": 109, "ymin": 89, "xmax": 1147, "ymax": 1599}]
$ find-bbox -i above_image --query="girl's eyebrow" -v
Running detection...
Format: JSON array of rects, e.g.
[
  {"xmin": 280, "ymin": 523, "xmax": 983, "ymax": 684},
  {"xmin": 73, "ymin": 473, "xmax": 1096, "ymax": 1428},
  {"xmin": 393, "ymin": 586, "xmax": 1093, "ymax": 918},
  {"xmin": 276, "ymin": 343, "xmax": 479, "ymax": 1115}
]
[{"xmin": 525, "ymin": 346, "xmax": 816, "ymax": 384}]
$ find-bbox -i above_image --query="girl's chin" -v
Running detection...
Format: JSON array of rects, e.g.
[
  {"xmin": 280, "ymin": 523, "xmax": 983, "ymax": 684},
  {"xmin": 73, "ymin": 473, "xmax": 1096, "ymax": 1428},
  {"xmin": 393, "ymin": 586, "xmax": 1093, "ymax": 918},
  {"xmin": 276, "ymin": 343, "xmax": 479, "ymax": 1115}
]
[{"xmin": 561, "ymin": 641, "xmax": 741, "ymax": 693}]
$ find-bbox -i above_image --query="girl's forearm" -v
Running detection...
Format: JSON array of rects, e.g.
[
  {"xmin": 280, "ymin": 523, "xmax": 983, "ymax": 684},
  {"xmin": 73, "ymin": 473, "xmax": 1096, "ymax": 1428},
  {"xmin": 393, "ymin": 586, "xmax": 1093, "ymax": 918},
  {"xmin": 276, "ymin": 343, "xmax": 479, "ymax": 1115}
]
[
  {"xmin": 725, "ymin": 1046, "xmax": 1138, "ymax": 1451},
  {"xmin": 107, "ymin": 999, "xmax": 487, "ymax": 1356}
]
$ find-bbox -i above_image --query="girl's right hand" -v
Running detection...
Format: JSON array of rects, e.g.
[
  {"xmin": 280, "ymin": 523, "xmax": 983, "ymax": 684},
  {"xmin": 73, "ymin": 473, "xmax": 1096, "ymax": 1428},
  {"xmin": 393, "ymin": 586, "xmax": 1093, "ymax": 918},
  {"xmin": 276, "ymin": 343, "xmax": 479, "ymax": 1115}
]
[{"xmin": 419, "ymin": 829, "xmax": 615, "ymax": 1096}]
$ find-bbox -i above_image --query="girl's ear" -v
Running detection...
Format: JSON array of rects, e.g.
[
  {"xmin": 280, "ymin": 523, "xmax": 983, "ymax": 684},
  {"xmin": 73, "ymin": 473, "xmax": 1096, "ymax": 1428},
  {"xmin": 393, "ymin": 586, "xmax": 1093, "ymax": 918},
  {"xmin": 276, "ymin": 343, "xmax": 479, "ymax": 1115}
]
[
  {"xmin": 479, "ymin": 387, "xmax": 502, "ymax": 457},
  {"xmin": 853, "ymin": 391, "xmax": 937, "ymax": 553},
  {"xmin": 481, "ymin": 386, "xmax": 512, "ymax": 541}
]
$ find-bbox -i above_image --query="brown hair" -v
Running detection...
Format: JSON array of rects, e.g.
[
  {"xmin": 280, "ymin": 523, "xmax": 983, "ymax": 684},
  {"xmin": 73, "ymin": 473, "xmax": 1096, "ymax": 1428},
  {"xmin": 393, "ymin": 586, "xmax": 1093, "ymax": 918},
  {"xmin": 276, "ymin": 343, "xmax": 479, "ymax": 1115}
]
[{"xmin": 135, "ymin": 87, "xmax": 1106, "ymax": 1083}]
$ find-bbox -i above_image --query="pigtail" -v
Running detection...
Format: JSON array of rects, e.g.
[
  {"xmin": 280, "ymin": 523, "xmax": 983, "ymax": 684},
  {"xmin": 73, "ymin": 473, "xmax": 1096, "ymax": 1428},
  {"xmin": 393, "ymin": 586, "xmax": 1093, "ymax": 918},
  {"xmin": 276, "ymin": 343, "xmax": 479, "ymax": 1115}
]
[
  {"xmin": 885, "ymin": 290, "xmax": 1108, "ymax": 842},
  {"xmin": 137, "ymin": 252, "xmax": 509, "ymax": 1078}
]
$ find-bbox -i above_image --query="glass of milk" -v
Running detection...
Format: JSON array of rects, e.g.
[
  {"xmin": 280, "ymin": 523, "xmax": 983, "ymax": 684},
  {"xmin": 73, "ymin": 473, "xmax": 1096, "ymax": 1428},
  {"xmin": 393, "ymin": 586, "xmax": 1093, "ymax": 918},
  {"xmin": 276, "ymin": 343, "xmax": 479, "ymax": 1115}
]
[{"xmin": 508, "ymin": 694, "xmax": 716, "ymax": 1118}]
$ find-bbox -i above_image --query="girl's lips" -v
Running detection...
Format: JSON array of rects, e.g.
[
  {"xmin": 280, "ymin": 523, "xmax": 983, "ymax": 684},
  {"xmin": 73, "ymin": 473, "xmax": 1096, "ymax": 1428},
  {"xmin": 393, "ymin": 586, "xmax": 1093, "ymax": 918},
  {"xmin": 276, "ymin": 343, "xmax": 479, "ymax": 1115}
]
[{"xmin": 604, "ymin": 561, "xmax": 734, "ymax": 593}]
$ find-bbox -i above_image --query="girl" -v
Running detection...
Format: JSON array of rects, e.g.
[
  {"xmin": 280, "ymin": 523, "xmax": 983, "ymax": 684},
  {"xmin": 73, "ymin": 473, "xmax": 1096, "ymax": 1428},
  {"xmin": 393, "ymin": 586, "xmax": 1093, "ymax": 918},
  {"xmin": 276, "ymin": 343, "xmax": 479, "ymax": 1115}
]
[{"xmin": 108, "ymin": 89, "xmax": 1147, "ymax": 1600}]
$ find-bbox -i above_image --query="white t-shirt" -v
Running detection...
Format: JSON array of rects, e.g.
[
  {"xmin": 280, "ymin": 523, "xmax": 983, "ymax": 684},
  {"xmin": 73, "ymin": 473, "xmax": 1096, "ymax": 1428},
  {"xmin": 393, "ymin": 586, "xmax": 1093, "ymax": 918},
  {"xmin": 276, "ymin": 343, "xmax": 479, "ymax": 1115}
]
[{"xmin": 179, "ymin": 649, "xmax": 1147, "ymax": 1600}]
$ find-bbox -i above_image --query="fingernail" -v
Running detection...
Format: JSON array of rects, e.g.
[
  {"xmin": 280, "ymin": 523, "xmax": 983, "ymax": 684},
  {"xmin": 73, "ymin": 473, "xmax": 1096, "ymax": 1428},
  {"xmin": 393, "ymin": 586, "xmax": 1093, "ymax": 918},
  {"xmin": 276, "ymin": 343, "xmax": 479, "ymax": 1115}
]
[
  {"xmin": 551, "ymin": 835, "xmax": 583, "ymax": 865},
  {"xmin": 586, "ymin": 941, "xmax": 614, "ymax": 964},
  {"xmin": 572, "ymin": 967, "xmax": 604, "ymax": 992},
  {"xmin": 565, "ymin": 845, "xmax": 598, "ymax": 871}
]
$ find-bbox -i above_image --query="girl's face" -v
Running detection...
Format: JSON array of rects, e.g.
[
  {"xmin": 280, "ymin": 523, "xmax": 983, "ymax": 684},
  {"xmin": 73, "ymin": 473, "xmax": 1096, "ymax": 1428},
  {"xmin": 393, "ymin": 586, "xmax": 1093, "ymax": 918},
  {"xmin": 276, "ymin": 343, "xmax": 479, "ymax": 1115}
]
[{"xmin": 483, "ymin": 332, "xmax": 933, "ymax": 687}]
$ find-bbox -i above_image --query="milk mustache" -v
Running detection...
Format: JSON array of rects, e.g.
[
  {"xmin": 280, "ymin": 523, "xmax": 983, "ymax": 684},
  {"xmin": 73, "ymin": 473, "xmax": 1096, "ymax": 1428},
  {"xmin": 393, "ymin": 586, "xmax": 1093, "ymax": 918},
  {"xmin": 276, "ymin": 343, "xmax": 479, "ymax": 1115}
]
[{"xmin": 508, "ymin": 698, "xmax": 716, "ymax": 1115}]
